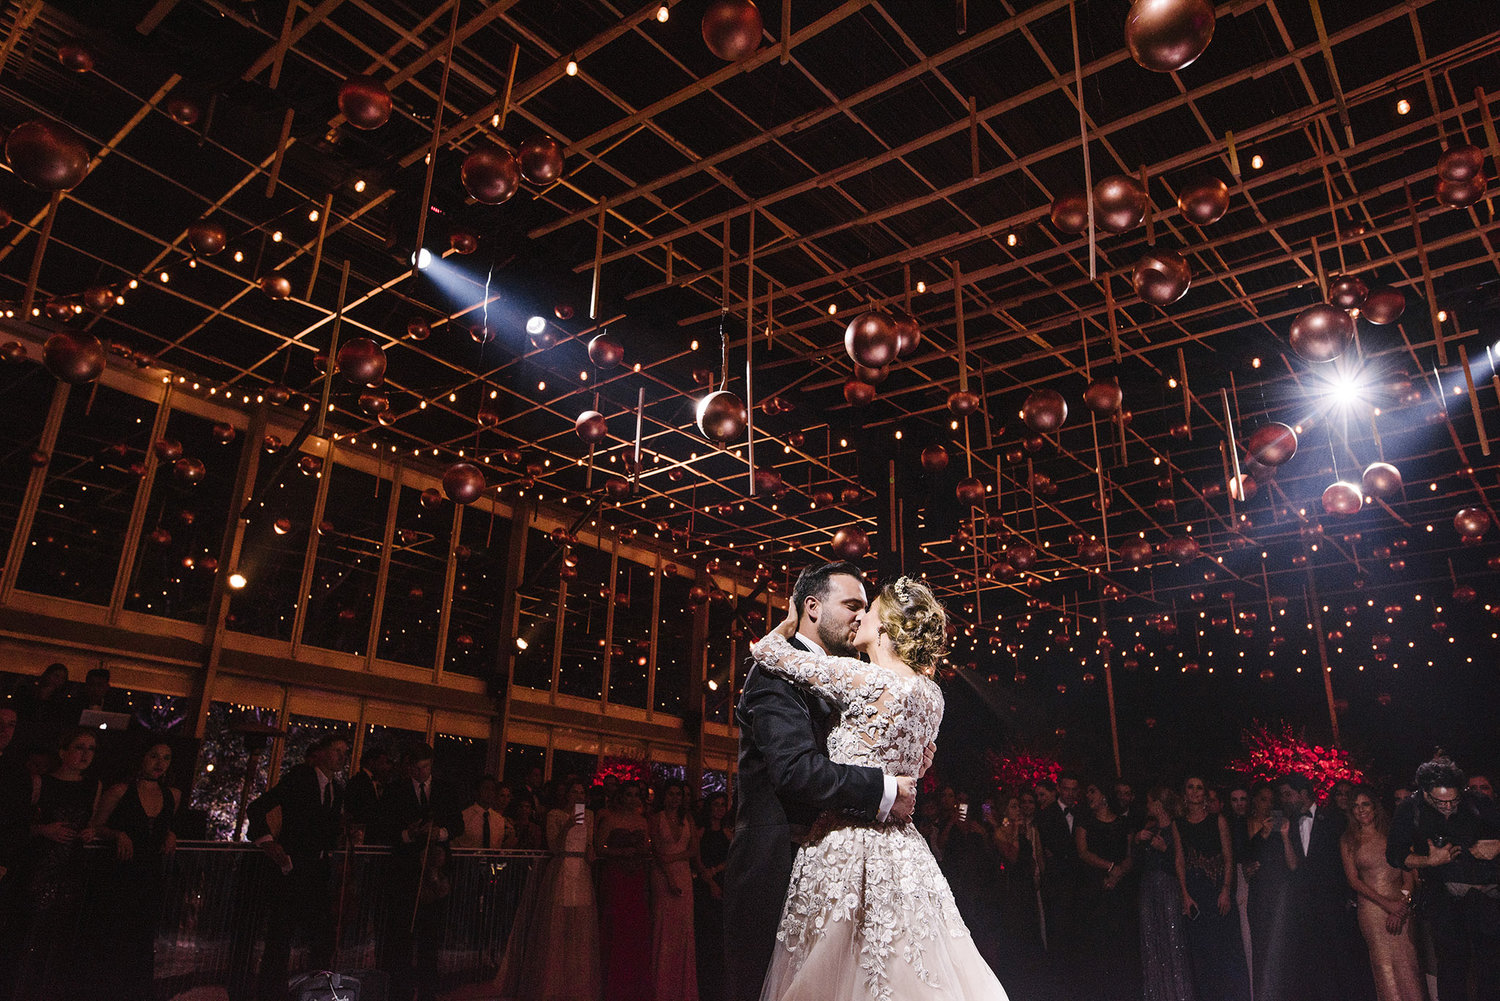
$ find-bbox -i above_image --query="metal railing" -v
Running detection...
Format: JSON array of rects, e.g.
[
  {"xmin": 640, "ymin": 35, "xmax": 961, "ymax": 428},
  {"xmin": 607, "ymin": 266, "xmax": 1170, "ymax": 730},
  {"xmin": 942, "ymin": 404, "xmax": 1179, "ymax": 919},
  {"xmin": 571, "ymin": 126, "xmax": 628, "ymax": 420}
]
[{"xmin": 5, "ymin": 842, "xmax": 544, "ymax": 1000}]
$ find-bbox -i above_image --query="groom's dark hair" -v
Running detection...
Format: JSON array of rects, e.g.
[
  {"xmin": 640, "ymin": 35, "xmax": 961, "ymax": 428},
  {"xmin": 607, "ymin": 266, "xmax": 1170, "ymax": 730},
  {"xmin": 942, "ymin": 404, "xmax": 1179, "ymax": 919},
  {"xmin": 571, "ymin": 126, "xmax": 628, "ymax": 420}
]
[{"xmin": 790, "ymin": 561, "xmax": 864, "ymax": 619}]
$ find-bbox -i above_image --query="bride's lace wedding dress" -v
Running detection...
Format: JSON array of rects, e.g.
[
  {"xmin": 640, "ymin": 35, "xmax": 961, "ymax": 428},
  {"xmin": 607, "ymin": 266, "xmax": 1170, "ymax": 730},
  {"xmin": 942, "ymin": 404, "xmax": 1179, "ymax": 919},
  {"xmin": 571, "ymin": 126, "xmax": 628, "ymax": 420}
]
[{"xmin": 749, "ymin": 632, "xmax": 1011, "ymax": 1001}]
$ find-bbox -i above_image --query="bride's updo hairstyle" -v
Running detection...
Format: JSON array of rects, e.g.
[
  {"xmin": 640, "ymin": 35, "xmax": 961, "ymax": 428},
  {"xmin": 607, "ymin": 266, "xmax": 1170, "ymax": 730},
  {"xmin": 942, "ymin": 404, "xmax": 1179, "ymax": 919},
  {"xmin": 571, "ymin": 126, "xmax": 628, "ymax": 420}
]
[{"xmin": 877, "ymin": 576, "xmax": 948, "ymax": 676}]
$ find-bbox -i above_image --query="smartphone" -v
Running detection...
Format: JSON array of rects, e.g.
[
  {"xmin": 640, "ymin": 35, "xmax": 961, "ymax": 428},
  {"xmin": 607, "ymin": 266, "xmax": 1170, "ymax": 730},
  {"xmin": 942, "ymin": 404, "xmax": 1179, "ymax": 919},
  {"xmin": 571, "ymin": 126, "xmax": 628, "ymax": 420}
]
[
  {"xmin": 981, "ymin": 803, "xmax": 993, "ymax": 822},
  {"xmin": 573, "ymin": 803, "xmax": 586, "ymax": 825},
  {"xmin": 1431, "ymin": 833, "xmax": 1448, "ymax": 848},
  {"xmin": 958, "ymin": 803, "xmax": 969, "ymax": 821}
]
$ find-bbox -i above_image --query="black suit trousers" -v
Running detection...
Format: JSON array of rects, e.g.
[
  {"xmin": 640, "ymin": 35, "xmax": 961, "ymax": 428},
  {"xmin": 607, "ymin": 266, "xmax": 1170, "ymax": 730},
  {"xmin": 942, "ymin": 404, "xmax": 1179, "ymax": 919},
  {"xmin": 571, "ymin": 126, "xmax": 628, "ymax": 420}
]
[
  {"xmin": 257, "ymin": 857, "xmax": 335, "ymax": 1001},
  {"xmin": 722, "ymin": 825, "xmax": 798, "ymax": 1001}
]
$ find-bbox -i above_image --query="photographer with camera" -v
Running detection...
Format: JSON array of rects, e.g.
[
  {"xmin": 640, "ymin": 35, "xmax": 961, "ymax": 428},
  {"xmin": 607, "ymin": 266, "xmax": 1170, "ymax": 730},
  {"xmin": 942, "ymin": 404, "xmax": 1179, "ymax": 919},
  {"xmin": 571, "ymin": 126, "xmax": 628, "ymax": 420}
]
[{"xmin": 1386, "ymin": 755, "xmax": 1500, "ymax": 1001}]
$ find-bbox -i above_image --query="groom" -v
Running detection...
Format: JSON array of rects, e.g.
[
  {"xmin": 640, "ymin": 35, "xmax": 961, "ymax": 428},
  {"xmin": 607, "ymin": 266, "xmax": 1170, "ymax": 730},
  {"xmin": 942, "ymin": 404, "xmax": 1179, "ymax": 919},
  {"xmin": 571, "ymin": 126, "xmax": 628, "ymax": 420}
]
[{"xmin": 723, "ymin": 560, "xmax": 920, "ymax": 1001}]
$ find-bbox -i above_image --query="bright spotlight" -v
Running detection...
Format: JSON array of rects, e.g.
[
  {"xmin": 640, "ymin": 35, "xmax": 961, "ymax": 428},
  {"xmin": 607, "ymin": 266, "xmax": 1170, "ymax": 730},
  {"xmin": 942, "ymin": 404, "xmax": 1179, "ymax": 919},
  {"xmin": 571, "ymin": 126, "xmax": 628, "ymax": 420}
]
[
  {"xmin": 1330, "ymin": 372, "xmax": 1363, "ymax": 407},
  {"xmin": 525, "ymin": 315, "xmax": 547, "ymax": 336},
  {"xmin": 228, "ymin": 573, "xmax": 248, "ymax": 590},
  {"xmin": 515, "ymin": 637, "xmax": 529, "ymax": 651},
  {"xmin": 412, "ymin": 248, "xmax": 434, "ymax": 270}
]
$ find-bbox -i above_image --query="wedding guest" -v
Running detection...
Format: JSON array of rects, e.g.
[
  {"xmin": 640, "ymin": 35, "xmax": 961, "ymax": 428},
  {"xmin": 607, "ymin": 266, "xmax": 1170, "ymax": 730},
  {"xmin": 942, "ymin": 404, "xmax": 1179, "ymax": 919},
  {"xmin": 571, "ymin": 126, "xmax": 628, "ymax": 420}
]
[
  {"xmin": 1178, "ymin": 775, "xmax": 1249, "ymax": 1001},
  {"xmin": 596, "ymin": 782, "xmax": 651, "ymax": 1001},
  {"xmin": 1243, "ymin": 782, "xmax": 1298, "ymax": 1001},
  {"xmin": 1468, "ymin": 773, "xmax": 1495, "ymax": 800},
  {"xmin": 1340, "ymin": 787, "xmax": 1425, "ymax": 1001},
  {"xmin": 694, "ymin": 791, "xmax": 733, "ymax": 1001},
  {"xmin": 993, "ymin": 793, "xmax": 1044, "ymax": 970},
  {"xmin": 508, "ymin": 794, "xmax": 545, "ymax": 851},
  {"xmin": 344, "ymin": 745, "xmax": 390, "ymax": 842},
  {"xmin": 14, "ymin": 663, "xmax": 72, "ymax": 750},
  {"xmin": 1076, "ymin": 779, "xmax": 1136, "ymax": 1000},
  {"xmin": 1036, "ymin": 777, "xmax": 1082, "ymax": 960},
  {"xmin": 1277, "ymin": 772, "xmax": 1366, "ymax": 1001},
  {"xmin": 651, "ymin": 780, "xmax": 699, "ymax": 1001},
  {"xmin": 1225, "ymin": 785, "xmax": 1254, "ymax": 987},
  {"xmin": 90, "ymin": 740, "xmax": 181, "ymax": 1001},
  {"xmin": 456, "ymin": 775, "xmax": 515, "ymax": 850},
  {"xmin": 1332, "ymin": 779, "xmax": 1356, "ymax": 816},
  {"xmin": 1138, "ymin": 787, "xmax": 1195, "ymax": 1001}
]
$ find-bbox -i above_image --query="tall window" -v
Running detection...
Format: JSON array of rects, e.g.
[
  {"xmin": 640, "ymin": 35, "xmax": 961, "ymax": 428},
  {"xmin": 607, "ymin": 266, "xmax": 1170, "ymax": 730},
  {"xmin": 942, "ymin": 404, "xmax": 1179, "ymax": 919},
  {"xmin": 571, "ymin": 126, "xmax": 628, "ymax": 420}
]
[
  {"xmin": 655, "ymin": 573, "xmax": 693, "ymax": 716},
  {"xmin": 228, "ymin": 442, "xmax": 322, "ymax": 639},
  {"xmin": 607, "ymin": 558, "xmax": 652, "ymax": 709},
  {"xmin": 302, "ymin": 462, "xmax": 389, "ymax": 655},
  {"xmin": 447, "ymin": 505, "xmax": 512, "ymax": 679},
  {"xmin": 377, "ymin": 484, "xmax": 448, "ymax": 667},
  {"xmin": 557, "ymin": 541, "xmax": 610, "ymax": 699},
  {"xmin": 0, "ymin": 366, "xmax": 55, "ymax": 573},
  {"xmin": 511, "ymin": 529, "xmax": 561, "ymax": 690}
]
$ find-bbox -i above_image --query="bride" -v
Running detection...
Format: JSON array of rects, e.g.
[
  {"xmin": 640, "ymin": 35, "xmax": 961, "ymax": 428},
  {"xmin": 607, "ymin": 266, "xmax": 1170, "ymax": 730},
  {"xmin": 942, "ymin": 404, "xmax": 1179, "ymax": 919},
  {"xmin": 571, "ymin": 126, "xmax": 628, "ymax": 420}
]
[{"xmin": 749, "ymin": 575, "xmax": 1011, "ymax": 1001}]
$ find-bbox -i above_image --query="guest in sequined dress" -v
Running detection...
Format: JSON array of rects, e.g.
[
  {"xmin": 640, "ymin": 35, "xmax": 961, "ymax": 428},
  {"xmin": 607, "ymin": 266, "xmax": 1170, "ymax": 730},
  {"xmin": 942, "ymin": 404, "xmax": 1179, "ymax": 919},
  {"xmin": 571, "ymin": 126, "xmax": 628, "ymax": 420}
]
[
  {"xmin": 1138, "ymin": 787, "xmax": 1195, "ymax": 1001},
  {"xmin": 1341, "ymin": 788, "xmax": 1426, "ymax": 1001}
]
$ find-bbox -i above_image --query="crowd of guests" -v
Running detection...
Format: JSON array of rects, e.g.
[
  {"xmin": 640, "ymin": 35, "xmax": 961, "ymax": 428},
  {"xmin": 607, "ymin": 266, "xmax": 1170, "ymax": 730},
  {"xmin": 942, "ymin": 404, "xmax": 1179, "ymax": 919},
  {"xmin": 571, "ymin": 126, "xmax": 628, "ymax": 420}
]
[{"xmin": 914, "ymin": 763, "xmax": 1500, "ymax": 1001}]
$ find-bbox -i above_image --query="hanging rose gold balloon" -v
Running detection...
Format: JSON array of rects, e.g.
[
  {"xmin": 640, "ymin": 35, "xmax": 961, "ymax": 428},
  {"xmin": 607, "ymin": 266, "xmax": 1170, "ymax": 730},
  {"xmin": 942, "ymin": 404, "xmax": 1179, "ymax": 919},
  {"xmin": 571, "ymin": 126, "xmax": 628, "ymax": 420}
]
[
  {"xmin": 1436, "ymin": 174, "xmax": 1487, "ymax": 209},
  {"xmin": 153, "ymin": 439, "xmax": 183, "ymax": 463},
  {"xmin": 1083, "ymin": 375, "xmax": 1122, "ymax": 415},
  {"xmin": 265, "ymin": 384, "xmax": 292, "ymax": 406},
  {"xmin": 921, "ymin": 444, "xmax": 949, "ymax": 472},
  {"xmin": 1246, "ymin": 422, "xmax": 1297, "ymax": 466},
  {"xmin": 5, "ymin": 120, "xmax": 90, "ymax": 191},
  {"xmin": 42, "ymin": 332, "xmax": 104, "ymax": 384},
  {"xmin": 406, "ymin": 319, "xmax": 432, "ymax": 341},
  {"xmin": 956, "ymin": 477, "xmax": 985, "ymax": 505},
  {"xmin": 476, "ymin": 405, "xmax": 500, "ymax": 428},
  {"xmin": 844, "ymin": 311, "xmax": 898, "ymax": 368},
  {"xmin": 44, "ymin": 299, "xmax": 76, "ymax": 323},
  {"xmin": 1022, "ymin": 388, "xmax": 1068, "ymax": 433},
  {"xmin": 461, "ymin": 147, "xmax": 522, "ymax": 204},
  {"xmin": 442, "ymin": 462, "xmax": 485, "ymax": 504},
  {"xmin": 1165, "ymin": 535, "xmax": 1200, "ymax": 562},
  {"xmin": 260, "ymin": 275, "xmax": 292, "ymax": 299},
  {"xmin": 0, "ymin": 340, "xmax": 25, "ymax": 363},
  {"xmin": 1361, "ymin": 287, "xmax": 1405, "ymax": 325},
  {"xmin": 338, "ymin": 76, "xmax": 393, "ymax": 130},
  {"xmin": 1454, "ymin": 507, "xmax": 1491, "ymax": 539},
  {"xmin": 358, "ymin": 391, "xmax": 389, "ymax": 415},
  {"xmin": 448, "ymin": 228, "xmax": 479, "ymax": 255},
  {"xmin": 1176, "ymin": 176, "xmax": 1229, "ymax": 225},
  {"xmin": 1228, "ymin": 474, "xmax": 1257, "ymax": 501},
  {"xmin": 336, "ymin": 338, "xmax": 387, "ymax": 386},
  {"xmin": 165, "ymin": 95, "xmax": 202, "ymax": 126},
  {"xmin": 854, "ymin": 363, "xmax": 888, "ymax": 385},
  {"xmin": 174, "ymin": 457, "xmax": 206, "ymax": 485},
  {"xmin": 1007, "ymin": 542, "xmax": 1037, "ymax": 570},
  {"xmin": 212, "ymin": 423, "xmax": 237, "ymax": 444},
  {"xmin": 1092, "ymin": 175, "xmax": 1148, "ymax": 234},
  {"xmin": 1121, "ymin": 536, "xmax": 1153, "ymax": 565},
  {"xmin": 1050, "ymin": 191, "xmax": 1089, "ymax": 234},
  {"xmin": 1125, "ymin": 0, "xmax": 1215, "ymax": 72},
  {"xmin": 696, "ymin": 390, "xmax": 747, "ymax": 443},
  {"xmin": 1437, "ymin": 144, "xmax": 1486, "ymax": 183},
  {"xmin": 1078, "ymin": 539, "xmax": 1107, "ymax": 564},
  {"xmin": 753, "ymin": 468, "xmax": 782, "ymax": 494},
  {"xmin": 299, "ymin": 455, "xmax": 323, "ymax": 476},
  {"xmin": 1361, "ymin": 461, "xmax": 1402, "ymax": 499},
  {"xmin": 518, "ymin": 135, "xmax": 566, "ymax": 186},
  {"xmin": 188, "ymin": 219, "xmax": 228, "ymax": 256},
  {"xmin": 1288, "ymin": 303, "xmax": 1354, "ymax": 362},
  {"xmin": 587, "ymin": 331, "xmax": 624, "ymax": 368},
  {"xmin": 889, "ymin": 310, "xmax": 921, "ymax": 357},
  {"xmin": 1322, "ymin": 481, "xmax": 1363, "ymax": 515},
  {"xmin": 811, "ymin": 489, "xmax": 835, "ymax": 508},
  {"xmin": 575, "ymin": 410, "xmax": 608, "ymax": 445},
  {"xmin": 844, "ymin": 379, "xmax": 876, "ymax": 406},
  {"xmin": 1132, "ymin": 249, "xmax": 1192, "ymax": 306},
  {"xmin": 83, "ymin": 286, "xmax": 114, "ymax": 312},
  {"xmin": 702, "ymin": 0, "xmax": 763, "ymax": 60},
  {"xmin": 947, "ymin": 389, "xmax": 981, "ymax": 416},
  {"xmin": 1327, "ymin": 274, "xmax": 1368, "ymax": 309}
]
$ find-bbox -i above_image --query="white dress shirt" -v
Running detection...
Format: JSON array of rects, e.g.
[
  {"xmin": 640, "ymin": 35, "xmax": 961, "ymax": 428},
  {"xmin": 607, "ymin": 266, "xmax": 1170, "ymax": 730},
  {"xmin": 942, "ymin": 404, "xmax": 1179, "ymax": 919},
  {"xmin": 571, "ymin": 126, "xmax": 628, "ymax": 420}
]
[{"xmin": 1299, "ymin": 803, "xmax": 1316, "ymax": 855}]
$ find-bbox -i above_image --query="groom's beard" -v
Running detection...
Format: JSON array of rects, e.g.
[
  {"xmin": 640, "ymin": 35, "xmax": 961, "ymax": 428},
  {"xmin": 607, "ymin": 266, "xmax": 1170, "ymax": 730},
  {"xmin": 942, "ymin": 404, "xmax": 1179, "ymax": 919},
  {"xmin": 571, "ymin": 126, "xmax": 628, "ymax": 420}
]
[{"xmin": 815, "ymin": 619, "xmax": 859, "ymax": 658}]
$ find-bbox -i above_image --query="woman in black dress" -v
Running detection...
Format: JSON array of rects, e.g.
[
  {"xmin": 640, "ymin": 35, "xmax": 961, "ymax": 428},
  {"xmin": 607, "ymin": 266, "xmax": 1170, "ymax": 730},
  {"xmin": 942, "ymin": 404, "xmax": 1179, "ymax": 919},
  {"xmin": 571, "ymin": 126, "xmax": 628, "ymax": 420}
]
[
  {"xmin": 1137, "ymin": 787, "xmax": 1195, "ymax": 1001},
  {"xmin": 1076, "ymin": 780, "xmax": 1136, "ymax": 998},
  {"xmin": 90, "ymin": 740, "xmax": 181, "ymax": 1001},
  {"xmin": 12, "ymin": 727, "xmax": 101, "ymax": 1001},
  {"xmin": 1177, "ymin": 775, "xmax": 1250, "ymax": 1001},
  {"xmin": 1241, "ymin": 782, "xmax": 1298, "ymax": 1001},
  {"xmin": 693, "ymin": 791, "xmax": 733, "ymax": 1001},
  {"xmin": 992, "ymin": 794, "xmax": 1044, "ymax": 972}
]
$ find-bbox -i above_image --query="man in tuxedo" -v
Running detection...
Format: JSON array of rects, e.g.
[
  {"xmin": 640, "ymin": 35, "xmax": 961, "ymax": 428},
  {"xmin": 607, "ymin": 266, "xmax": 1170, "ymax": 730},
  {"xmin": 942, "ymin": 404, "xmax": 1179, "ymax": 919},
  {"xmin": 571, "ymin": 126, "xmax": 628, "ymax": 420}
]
[
  {"xmin": 248, "ymin": 732, "xmax": 349, "ymax": 1001},
  {"xmin": 1035, "ymin": 776, "xmax": 1082, "ymax": 960},
  {"xmin": 723, "ymin": 561, "xmax": 920, "ymax": 1001},
  {"xmin": 455, "ymin": 775, "xmax": 514, "ymax": 850},
  {"xmin": 377, "ymin": 743, "xmax": 464, "ymax": 1001},
  {"xmin": 344, "ymin": 745, "xmax": 390, "ymax": 844},
  {"xmin": 1276, "ymin": 773, "xmax": 1363, "ymax": 1001}
]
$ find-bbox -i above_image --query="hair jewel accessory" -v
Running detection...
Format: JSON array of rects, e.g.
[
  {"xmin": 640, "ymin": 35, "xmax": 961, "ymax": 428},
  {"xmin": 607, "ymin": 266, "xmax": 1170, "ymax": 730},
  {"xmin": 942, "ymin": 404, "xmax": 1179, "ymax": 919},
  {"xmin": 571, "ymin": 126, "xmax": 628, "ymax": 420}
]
[{"xmin": 894, "ymin": 576, "xmax": 913, "ymax": 605}]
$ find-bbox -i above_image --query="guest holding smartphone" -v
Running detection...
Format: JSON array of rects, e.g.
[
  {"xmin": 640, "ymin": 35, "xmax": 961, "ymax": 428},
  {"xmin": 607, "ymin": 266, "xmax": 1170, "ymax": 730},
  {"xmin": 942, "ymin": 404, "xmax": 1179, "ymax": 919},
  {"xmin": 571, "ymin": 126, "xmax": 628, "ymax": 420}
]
[{"xmin": 1243, "ymin": 783, "xmax": 1299, "ymax": 1001}]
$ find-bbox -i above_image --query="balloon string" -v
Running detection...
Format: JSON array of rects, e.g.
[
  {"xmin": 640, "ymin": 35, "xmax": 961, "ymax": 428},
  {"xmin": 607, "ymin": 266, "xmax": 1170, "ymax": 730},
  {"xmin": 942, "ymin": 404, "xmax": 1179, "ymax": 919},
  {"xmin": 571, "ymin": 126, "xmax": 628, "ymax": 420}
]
[
  {"xmin": 719, "ymin": 307, "xmax": 729, "ymax": 393},
  {"xmin": 1328, "ymin": 424, "xmax": 1339, "ymax": 481}
]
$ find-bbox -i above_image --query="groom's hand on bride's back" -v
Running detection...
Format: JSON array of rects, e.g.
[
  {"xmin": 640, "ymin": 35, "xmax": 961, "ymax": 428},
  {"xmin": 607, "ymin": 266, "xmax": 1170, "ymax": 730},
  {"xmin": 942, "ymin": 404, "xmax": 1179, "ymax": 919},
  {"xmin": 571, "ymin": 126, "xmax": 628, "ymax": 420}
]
[
  {"xmin": 920, "ymin": 742, "xmax": 936, "ymax": 779},
  {"xmin": 890, "ymin": 776, "xmax": 918, "ymax": 823}
]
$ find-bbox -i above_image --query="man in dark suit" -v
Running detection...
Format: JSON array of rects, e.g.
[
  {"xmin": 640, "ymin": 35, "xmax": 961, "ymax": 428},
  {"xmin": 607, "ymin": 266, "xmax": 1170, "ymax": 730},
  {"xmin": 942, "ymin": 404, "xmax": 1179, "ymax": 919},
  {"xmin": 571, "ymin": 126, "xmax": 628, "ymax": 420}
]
[
  {"xmin": 249, "ymin": 732, "xmax": 349, "ymax": 1001},
  {"xmin": 376, "ymin": 743, "xmax": 464, "ymax": 1001},
  {"xmin": 344, "ymin": 745, "xmax": 391, "ymax": 844},
  {"xmin": 1277, "ymin": 772, "xmax": 1364, "ymax": 1001},
  {"xmin": 723, "ymin": 561, "xmax": 919, "ymax": 1001},
  {"xmin": 1035, "ymin": 775, "xmax": 1083, "ymax": 962}
]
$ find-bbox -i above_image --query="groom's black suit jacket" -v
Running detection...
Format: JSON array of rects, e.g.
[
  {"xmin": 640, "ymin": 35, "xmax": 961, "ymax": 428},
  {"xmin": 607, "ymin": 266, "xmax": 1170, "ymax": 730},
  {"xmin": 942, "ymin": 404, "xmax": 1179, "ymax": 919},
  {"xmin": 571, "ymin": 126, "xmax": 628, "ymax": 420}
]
[{"xmin": 722, "ymin": 634, "xmax": 886, "ymax": 1001}]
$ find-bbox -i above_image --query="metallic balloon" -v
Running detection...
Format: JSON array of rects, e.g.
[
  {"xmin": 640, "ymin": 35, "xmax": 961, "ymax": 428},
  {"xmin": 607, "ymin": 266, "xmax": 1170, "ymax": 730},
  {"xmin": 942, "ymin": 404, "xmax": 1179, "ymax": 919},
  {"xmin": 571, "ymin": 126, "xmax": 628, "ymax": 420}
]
[
  {"xmin": 165, "ymin": 95, "xmax": 202, "ymax": 126},
  {"xmin": 420, "ymin": 488, "xmax": 443, "ymax": 509},
  {"xmin": 1078, "ymin": 539, "xmax": 1107, "ymax": 564},
  {"xmin": 265, "ymin": 384, "xmax": 292, "ymax": 406},
  {"xmin": 1132, "ymin": 249, "xmax": 1192, "ymax": 306},
  {"xmin": 854, "ymin": 363, "xmax": 888, "ymax": 385},
  {"xmin": 1125, "ymin": 0, "xmax": 1216, "ymax": 73},
  {"xmin": 1327, "ymin": 274, "xmax": 1369, "ymax": 309},
  {"xmin": 1437, "ymin": 144, "xmax": 1486, "ymax": 183},
  {"xmin": 83, "ymin": 286, "xmax": 114, "ymax": 312},
  {"xmin": 1121, "ymin": 537, "xmax": 1153, "ymax": 565},
  {"xmin": 1176, "ymin": 176, "xmax": 1229, "ymax": 225},
  {"xmin": 42, "ymin": 332, "xmax": 104, "ymax": 385},
  {"xmin": 338, "ymin": 76, "xmax": 393, "ymax": 130},
  {"xmin": 188, "ymin": 220, "xmax": 229, "ymax": 256},
  {"xmin": 336, "ymin": 338, "xmax": 387, "ymax": 386},
  {"xmin": 587, "ymin": 331, "xmax": 624, "ymax": 369},
  {"xmin": 1287, "ymin": 303, "xmax": 1355, "ymax": 362},
  {"xmin": 702, "ymin": 0, "xmax": 763, "ymax": 61},
  {"xmin": 1165, "ymin": 535, "xmax": 1200, "ymax": 562},
  {"xmin": 1227, "ymin": 474, "xmax": 1257, "ymax": 501},
  {"xmin": 153, "ymin": 439, "xmax": 183, "ymax": 463},
  {"xmin": 0, "ymin": 340, "xmax": 25, "ymax": 363},
  {"xmin": 1050, "ymin": 191, "xmax": 1090, "ymax": 234},
  {"xmin": 1361, "ymin": 462, "xmax": 1402, "ymax": 499},
  {"xmin": 442, "ymin": 462, "xmax": 486, "ymax": 504},
  {"xmin": 1321, "ymin": 481, "xmax": 1363, "ymax": 515},
  {"xmin": 1436, "ymin": 174, "xmax": 1487, "ymax": 209},
  {"xmin": 844, "ymin": 310, "xmax": 898, "ymax": 368},
  {"xmin": 461, "ymin": 147, "xmax": 522, "ymax": 204},
  {"xmin": 1021, "ymin": 388, "xmax": 1068, "ymax": 433},
  {"xmin": 518, "ymin": 135, "xmax": 565, "ymax": 186},
  {"xmin": 260, "ymin": 275, "xmax": 293, "ymax": 299},
  {"xmin": 1361, "ymin": 287, "xmax": 1405, "ymax": 325},
  {"xmin": 406, "ymin": 319, "xmax": 432, "ymax": 341},
  {"xmin": 956, "ymin": 477, "xmax": 985, "ymax": 505},
  {"xmin": 1454, "ymin": 507, "xmax": 1491, "ymax": 539},
  {"xmin": 947, "ymin": 389, "xmax": 981, "ymax": 417},
  {"xmin": 358, "ymin": 391, "xmax": 388, "ymax": 415},
  {"xmin": 575, "ymin": 410, "xmax": 608, "ymax": 445},
  {"xmin": 1246, "ymin": 422, "xmax": 1297, "ymax": 466},
  {"xmin": 843, "ymin": 379, "xmax": 876, "ymax": 406},
  {"xmin": 1006, "ymin": 543, "xmax": 1037, "ymax": 570},
  {"xmin": 920, "ymin": 444, "xmax": 949, "ymax": 472},
  {"xmin": 696, "ymin": 390, "xmax": 747, "ymax": 443},
  {"xmin": 1083, "ymin": 375, "xmax": 1123, "ymax": 415},
  {"xmin": 448, "ymin": 228, "xmax": 479, "ymax": 255},
  {"xmin": 890, "ymin": 311, "xmax": 921, "ymax": 357},
  {"xmin": 174, "ymin": 457, "xmax": 206, "ymax": 485},
  {"xmin": 1092, "ymin": 175, "xmax": 1149, "ymax": 234},
  {"xmin": 5, "ymin": 120, "xmax": 89, "ymax": 191},
  {"xmin": 212, "ymin": 423, "xmax": 237, "ymax": 444}
]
